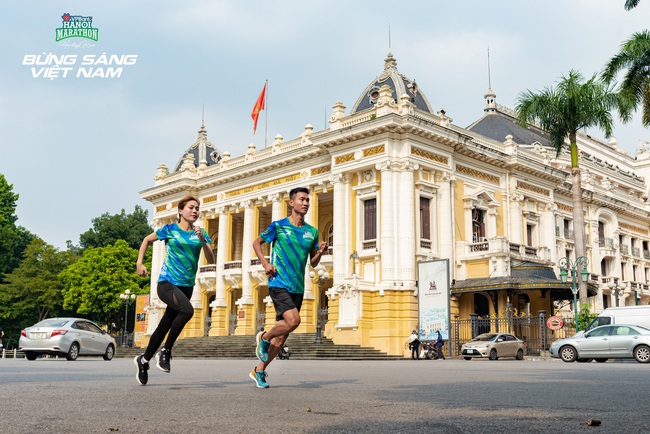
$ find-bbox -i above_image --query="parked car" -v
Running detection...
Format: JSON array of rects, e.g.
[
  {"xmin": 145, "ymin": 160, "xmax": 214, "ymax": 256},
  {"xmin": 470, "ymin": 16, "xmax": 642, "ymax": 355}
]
[
  {"xmin": 550, "ymin": 324, "xmax": 650, "ymax": 364},
  {"xmin": 461, "ymin": 333, "xmax": 527, "ymax": 360},
  {"xmin": 19, "ymin": 318, "xmax": 116, "ymax": 361}
]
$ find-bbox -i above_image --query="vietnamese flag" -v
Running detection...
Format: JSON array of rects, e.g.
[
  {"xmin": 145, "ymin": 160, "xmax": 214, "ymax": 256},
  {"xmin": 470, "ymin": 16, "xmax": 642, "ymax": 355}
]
[{"xmin": 251, "ymin": 82, "xmax": 266, "ymax": 134}]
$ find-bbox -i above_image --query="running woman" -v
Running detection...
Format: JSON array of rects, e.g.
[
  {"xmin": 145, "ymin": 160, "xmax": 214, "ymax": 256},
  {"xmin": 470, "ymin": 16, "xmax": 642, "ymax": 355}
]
[
  {"xmin": 251, "ymin": 187, "xmax": 327, "ymax": 388},
  {"xmin": 134, "ymin": 196, "xmax": 214, "ymax": 385}
]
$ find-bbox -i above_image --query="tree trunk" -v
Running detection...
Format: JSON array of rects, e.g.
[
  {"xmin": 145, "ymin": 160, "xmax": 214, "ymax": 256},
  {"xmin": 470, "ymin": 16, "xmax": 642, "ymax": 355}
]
[{"xmin": 570, "ymin": 134, "xmax": 589, "ymax": 304}]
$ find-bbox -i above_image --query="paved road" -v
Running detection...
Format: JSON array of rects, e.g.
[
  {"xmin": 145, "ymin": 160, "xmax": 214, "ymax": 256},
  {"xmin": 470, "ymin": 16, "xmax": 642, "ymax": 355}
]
[{"xmin": 1, "ymin": 357, "xmax": 648, "ymax": 433}]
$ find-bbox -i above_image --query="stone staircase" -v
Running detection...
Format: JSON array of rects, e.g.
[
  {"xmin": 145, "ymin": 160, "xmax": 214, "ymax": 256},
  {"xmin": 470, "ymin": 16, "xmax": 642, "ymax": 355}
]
[{"xmin": 116, "ymin": 334, "xmax": 402, "ymax": 360}]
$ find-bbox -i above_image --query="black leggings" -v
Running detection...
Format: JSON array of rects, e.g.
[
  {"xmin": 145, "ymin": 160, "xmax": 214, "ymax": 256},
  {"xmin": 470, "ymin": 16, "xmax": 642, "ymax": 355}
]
[{"xmin": 143, "ymin": 281, "xmax": 194, "ymax": 360}]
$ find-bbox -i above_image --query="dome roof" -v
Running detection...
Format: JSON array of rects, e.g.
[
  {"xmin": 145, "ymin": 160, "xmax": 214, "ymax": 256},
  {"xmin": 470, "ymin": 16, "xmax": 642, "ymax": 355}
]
[
  {"xmin": 350, "ymin": 52, "xmax": 434, "ymax": 115},
  {"xmin": 173, "ymin": 123, "xmax": 223, "ymax": 173}
]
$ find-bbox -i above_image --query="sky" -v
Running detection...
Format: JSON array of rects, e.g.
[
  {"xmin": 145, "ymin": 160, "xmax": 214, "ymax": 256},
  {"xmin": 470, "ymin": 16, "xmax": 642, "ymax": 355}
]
[{"xmin": 1, "ymin": 1, "xmax": 649, "ymax": 250}]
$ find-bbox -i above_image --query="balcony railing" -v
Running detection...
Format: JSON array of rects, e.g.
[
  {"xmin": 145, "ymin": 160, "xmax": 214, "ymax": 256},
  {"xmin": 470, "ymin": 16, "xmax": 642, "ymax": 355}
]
[
  {"xmin": 620, "ymin": 245, "xmax": 630, "ymax": 255},
  {"xmin": 224, "ymin": 261, "xmax": 242, "ymax": 270},
  {"xmin": 361, "ymin": 239, "xmax": 377, "ymax": 251},
  {"xmin": 632, "ymin": 247, "xmax": 640, "ymax": 257}
]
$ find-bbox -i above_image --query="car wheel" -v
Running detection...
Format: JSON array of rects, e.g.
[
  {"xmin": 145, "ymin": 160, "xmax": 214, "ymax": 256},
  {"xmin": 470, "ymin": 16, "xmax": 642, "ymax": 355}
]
[
  {"xmin": 489, "ymin": 348, "xmax": 498, "ymax": 360},
  {"xmin": 66, "ymin": 342, "xmax": 80, "ymax": 361},
  {"xmin": 559, "ymin": 345, "xmax": 577, "ymax": 363},
  {"xmin": 633, "ymin": 345, "xmax": 650, "ymax": 363},
  {"xmin": 103, "ymin": 344, "xmax": 115, "ymax": 361},
  {"xmin": 576, "ymin": 358, "xmax": 593, "ymax": 363},
  {"xmin": 515, "ymin": 349, "xmax": 524, "ymax": 360},
  {"xmin": 463, "ymin": 357, "xmax": 472, "ymax": 361},
  {"xmin": 25, "ymin": 352, "xmax": 38, "ymax": 361},
  {"xmin": 595, "ymin": 358, "xmax": 608, "ymax": 363}
]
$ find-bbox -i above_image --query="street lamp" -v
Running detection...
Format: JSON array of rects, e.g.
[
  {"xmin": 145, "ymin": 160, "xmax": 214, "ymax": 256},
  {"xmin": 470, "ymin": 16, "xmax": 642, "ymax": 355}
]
[
  {"xmin": 119, "ymin": 289, "xmax": 136, "ymax": 347},
  {"xmin": 558, "ymin": 256, "xmax": 590, "ymax": 332},
  {"xmin": 309, "ymin": 267, "xmax": 330, "ymax": 344},
  {"xmin": 607, "ymin": 280, "xmax": 626, "ymax": 307}
]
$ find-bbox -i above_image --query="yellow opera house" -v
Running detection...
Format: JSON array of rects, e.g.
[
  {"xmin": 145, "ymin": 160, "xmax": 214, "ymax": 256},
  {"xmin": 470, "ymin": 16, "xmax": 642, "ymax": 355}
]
[{"xmin": 139, "ymin": 53, "xmax": 650, "ymax": 356}]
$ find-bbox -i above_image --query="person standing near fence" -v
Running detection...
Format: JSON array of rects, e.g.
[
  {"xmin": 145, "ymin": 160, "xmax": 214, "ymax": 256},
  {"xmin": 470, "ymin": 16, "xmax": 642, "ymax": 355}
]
[
  {"xmin": 407, "ymin": 330, "xmax": 420, "ymax": 360},
  {"xmin": 134, "ymin": 196, "xmax": 214, "ymax": 386},
  {"xmin": 436, "ymin": 330, "xmax": 445, "ymax": 360},
  {"xmin": 0, "ymin": 326, "xmax": 4, "ymax": 350}
]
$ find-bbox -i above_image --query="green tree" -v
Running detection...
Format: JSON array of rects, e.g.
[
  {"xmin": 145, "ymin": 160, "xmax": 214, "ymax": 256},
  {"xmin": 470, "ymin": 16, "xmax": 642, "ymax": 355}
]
[
  {"xmin": 77, "ymin": 205, "xmax": 152, "ymax": 251},
  {"xmin": 625, "ymin": 0, "xmax": 640, "ymax": 10},
  {"xmin": 0, "ymin": 238, "xmax": 77, "ymax": 348},
  {"xmin": 577, "ymin": 304, "xmax": 597, "ymax": 331},
  {"xmin": 516, "ymin": 70, "xmax": 621, "ymax": 303},
  {"xmin": 0, "ymin": 174, "xmax": 35, "ymax": 279},
  {"xmin": 60, "ymin": 240, "xmax": 150, "ymax": 327},
  {"xmin": 602, "ymin": 30, "xmax": 650, "ymax": 127}
]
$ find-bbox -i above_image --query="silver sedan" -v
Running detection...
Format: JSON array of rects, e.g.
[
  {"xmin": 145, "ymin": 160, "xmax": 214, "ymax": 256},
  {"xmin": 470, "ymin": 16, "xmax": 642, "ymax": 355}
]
[
  {"xmin": 461, "ymin": 333, "xmax": 527, "ymax": 360},
  {"xmin": 550, "ymin": 324, "xmax": 650, "ymax": 363},
  {"xmin": 19, "ymin": 318, "xmax": 116, "ymax": 361}
]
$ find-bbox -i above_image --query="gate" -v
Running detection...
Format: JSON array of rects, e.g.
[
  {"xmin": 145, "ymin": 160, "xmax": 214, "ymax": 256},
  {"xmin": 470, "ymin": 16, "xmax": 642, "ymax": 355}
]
[{"xmin": 451, "ymin": 310, "xmax": 577, "ymax": 356}]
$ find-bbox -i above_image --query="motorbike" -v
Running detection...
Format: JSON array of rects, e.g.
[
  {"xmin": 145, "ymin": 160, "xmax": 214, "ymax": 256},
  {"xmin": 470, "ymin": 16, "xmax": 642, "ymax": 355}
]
[
  {"xmin": 278, "ymin": 344, "xmax": 291, "ymax": 360},
  {"xmin": 421, "ymin": 342, "xmax": 440, "ymax": 360}
]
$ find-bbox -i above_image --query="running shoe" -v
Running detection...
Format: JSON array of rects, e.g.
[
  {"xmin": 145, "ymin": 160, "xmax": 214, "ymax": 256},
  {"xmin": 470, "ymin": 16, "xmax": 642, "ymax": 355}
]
[
  {"xmin": 156, "ymin": 347, "xmax": 171, "ymax": 373},
  {"xmin": 249, "ymin": 367, "xmax": 269, "ymax": 388},
  {"xmin": 255, "ymin": 331, "xmax": 270, "ymax": 362},
  {"xmin": 134, "ymin": 355, "xmax": 149, "ymax": 386}
]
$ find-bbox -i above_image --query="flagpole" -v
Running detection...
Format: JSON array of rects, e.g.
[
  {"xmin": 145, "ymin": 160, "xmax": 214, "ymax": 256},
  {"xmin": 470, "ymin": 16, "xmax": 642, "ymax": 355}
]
[{"xmin": 264, "ymin": 79, "xmax": 268, "ymax": 148}]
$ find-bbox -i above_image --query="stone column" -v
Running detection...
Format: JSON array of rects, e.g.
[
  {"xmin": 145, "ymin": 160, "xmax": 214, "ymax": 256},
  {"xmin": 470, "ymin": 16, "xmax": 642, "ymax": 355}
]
[
  {"xmin": 210, "ymin": 207, "xmax": 229, "ymax": 336},
  {"xmin": 240, "ymin": 200, "xmax": 254, "ymax": 305},
  {"xmin": 303, "ymin": 189, "xmax": 316, "ymax": 299},
  {"xmin": 438, "ymin": 171, "xmax": 454, "ymax": 258},
  {"xmin": 377, "ymin": 160, "xmax": 396, "ymax": 287},
  {"xmin": 330, "ymin": 172, "xmax": 350, "ymax": 283},
  {"xmin": 397, "ymin": 161, "xmax": 418, "ymax": 286},
  {"xmin": 509, "ymin": 192, "xmax": 524, "ymax": 244}
]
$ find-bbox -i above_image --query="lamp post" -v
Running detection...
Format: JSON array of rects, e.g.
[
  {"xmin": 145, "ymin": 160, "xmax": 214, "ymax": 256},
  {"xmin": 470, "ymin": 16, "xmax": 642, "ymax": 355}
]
[
  {"xmin": 558, "ymin": 256, "xmax": 590, "ymax": 332},
  {"xmin": 119, "ymin": 289, "xmax": 136, "ymax": 347},
  {"xmin": 309, "ymin": 267, "xmax": 330, "ymax": 344},
  {"xmin": 607, "ymin": 280, "xmax": 626, "ymax": 307}
]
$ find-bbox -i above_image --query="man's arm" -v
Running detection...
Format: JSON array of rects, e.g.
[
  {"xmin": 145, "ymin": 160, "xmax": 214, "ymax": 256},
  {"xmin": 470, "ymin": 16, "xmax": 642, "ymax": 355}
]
[
  {"xmin": 253, "ymin": 236, "xmax": 276, "ymax": 277},
  {"xmin": 309, "ymin": 241, "xmax": 328, "ymax": 268}
]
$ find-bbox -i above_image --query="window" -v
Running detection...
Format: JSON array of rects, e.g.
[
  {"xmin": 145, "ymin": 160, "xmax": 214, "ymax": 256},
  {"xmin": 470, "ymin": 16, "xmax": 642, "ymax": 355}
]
[
  {"xmin": 598, "ymin": 221, "xmax": 605, "ymax": 246},
  {"xmin": 526, "ymin": 224, "xmax": 534, "ymax": 247},
  {"xmin": 472, "ymin": 209, "xmax": 485, "ymax": 242},
  {"xmin": 420, "ymin": 197, "xmax": 431, "ymax": 240},
  {"xmin": 363, "ymin": 198, "xmax": 377, "ymax": 241}
]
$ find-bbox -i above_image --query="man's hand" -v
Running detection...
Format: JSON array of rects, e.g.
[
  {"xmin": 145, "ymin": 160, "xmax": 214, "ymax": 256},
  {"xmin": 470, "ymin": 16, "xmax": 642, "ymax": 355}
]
[
  {"xmin": 263, "ymin": 263, "xmax": 277, "ymax": 278},
  {"xmin": 318, "ymin": 241, "xmax": 328, "ymax": 254}
]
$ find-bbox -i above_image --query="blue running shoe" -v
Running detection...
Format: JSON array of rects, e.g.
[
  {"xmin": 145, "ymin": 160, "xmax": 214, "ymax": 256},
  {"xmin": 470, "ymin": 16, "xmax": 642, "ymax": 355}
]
[
  {"xmin": 249, "ymin": 367, "xmax": 269, "ymax": 388},
  {"xmin": 256, "ymin": 331, "xmax": 270, "ymax": 362}
]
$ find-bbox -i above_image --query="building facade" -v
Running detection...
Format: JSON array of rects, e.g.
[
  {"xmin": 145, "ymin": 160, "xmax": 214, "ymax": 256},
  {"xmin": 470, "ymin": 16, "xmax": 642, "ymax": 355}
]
[{"xmin": 139, "ymin": 53, "xmax": 650, "ymax": 355}]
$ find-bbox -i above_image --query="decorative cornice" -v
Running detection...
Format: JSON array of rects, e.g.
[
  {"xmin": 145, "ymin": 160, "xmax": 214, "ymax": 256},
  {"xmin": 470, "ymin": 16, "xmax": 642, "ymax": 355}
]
[
  {"xmin": 311, "ymin": 165, "xmax": 331, "ymax": 176},
  {"xmin": 456, "ymin": 165, "xmax": 499, "ymax": 184},
  {"xmin": 363, "ymin": 144, "xmax": 385, "ymax": 157},
  {"xmin": 516, "ymin": 181, "xmax": 550, "ymax": 197},
  {"xmin": 619, "ymin": 222, "xmax": 648, "ymax": 235},
  {"xmin": 557, "ymin": 203, "xmax": 573, "ymax": 213},
  {"xmin": 335, "ymin": 153, "xmax": 355, "ymax": 165},
  {"xmin": 203, "ymin": 195, "xmax": 218, "ymax": 204},
  {"xmin": 411, "ymin": 147, "xmax": 448, "ymax": 164},
  {"xmin": 155, "ymin": 204, "xmax": 167, "ymax": 213},
  {"xmin": 225, "ymin": 173, "xmax": 301, "ymax": 198}
]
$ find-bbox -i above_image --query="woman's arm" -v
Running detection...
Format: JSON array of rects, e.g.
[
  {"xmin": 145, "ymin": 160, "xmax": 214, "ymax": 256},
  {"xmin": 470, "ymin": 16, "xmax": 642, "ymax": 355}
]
[{"xmin": 136, "ymin": 232, "xmax": 159, "ymax": 276}]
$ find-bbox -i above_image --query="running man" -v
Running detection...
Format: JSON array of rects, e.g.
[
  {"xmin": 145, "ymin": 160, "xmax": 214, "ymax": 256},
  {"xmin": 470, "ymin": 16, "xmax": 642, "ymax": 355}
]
[{"xmin": 250, "ymin": 187, "xmax": 328, "ymax": 388}]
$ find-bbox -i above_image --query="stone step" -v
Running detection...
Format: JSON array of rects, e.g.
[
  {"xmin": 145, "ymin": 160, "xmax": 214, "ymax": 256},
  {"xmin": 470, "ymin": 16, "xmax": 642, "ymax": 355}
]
[{"xmin": 115, "ymin": 334, "xmax": 402, "ymax": 360}]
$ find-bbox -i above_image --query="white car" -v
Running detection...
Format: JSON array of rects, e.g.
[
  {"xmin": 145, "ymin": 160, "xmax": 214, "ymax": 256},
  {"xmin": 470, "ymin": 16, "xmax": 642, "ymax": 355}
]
[
  {"xmin": 461, "ymin": 333, "xmax": 527, "ymax": 360},
  {"xmin": 550, "ymin": 324, "xmax": 650, "ymax": 363},
  {"xmin": 19, "ymin": 318, "xmax": 116, "ymax": 361}
]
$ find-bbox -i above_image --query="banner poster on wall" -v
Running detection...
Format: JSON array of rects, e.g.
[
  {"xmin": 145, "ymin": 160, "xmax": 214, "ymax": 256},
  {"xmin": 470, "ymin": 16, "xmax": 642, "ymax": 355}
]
[
  {"xmin": 417, "ymin": 259, "xmax": 450, "ymax": 341},
  {"xmin": 134, "ymin": 294, "xmax": 150, "ymax": 348}
]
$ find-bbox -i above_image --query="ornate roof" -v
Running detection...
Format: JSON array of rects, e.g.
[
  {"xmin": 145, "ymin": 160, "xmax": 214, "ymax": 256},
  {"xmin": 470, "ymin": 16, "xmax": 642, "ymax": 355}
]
[
  {"xmin": 350, "ymin": 52, "xmax": 434, "ymax": 115},
  {"xmin": 173, "ymin": 123, "xmax": 223, "ymax": 173}
]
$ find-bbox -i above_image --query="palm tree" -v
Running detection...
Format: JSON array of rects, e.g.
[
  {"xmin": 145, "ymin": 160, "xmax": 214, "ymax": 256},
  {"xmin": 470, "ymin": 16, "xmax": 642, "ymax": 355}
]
[
  {"xmin": 602, "ymin": 30, "xmax": 650, "ymax": 127},
  {"xmin": 515, "ymin": 70, "xmax": 620, "ymax": 304},
  {"xmin": 625, "ymin": 0, "xmax": 640, "ymax": 10}
]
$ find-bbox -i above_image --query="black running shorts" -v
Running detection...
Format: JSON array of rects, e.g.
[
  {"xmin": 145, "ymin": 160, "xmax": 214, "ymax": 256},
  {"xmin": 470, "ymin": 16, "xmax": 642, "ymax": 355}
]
[{"xmin": 269, "ymin": 287, "xmax": 303, "ymax": 321}]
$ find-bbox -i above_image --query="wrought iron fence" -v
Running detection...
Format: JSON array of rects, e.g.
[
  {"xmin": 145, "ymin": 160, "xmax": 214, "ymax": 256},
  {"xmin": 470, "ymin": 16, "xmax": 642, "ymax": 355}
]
[{"xmin": 451, "ymin": 311, "xmax": 577, "ymax": 356}]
